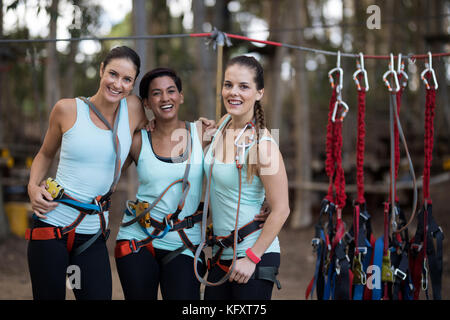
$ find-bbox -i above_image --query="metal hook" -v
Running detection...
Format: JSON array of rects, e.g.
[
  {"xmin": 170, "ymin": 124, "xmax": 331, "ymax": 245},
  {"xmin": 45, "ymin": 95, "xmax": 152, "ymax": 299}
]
[
  {"xmin": 382, "ymin": 53, "xmax": 400, "ymax": 92},
  {"xmin": 353, "ymin": 52, "xmax": 369, "ymax": 92},
  {"xmin": 420, "ymin": 51, "xmax": 438, "ymax": 90},
  {"xmin": 234, "ymin": 121, "xmax": 256, "ymax": 167},
  {"xmin": 331, "ymin": 100, "xmax": 349, "ymax": 123},
  {"xmin": 397, "ymin": 53, "xmax": 409, "ymax": 88},
  {"xmin": 328, "ymin": 51, "xmax": 343, "ymax": 90}
]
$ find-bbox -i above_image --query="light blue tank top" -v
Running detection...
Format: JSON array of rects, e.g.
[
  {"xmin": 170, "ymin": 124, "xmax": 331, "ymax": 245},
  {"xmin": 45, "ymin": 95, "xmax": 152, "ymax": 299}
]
[
  {"xmin": 204, "ymin": 115, "xmax": 280, "ymax": 260},
  {"xmin": 41, "ymin": 97, "xmax": 131, "ymax": 234},
  {"xmin": 117, "ymin": 122, "xmax": 204, "ymax": 258}
]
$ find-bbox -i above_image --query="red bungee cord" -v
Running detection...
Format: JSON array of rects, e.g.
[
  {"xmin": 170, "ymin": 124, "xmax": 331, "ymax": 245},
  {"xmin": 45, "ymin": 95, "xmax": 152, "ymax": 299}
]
[{"xmin": 324, "ymin": 69, "xmax": 347, "ymax": 250}]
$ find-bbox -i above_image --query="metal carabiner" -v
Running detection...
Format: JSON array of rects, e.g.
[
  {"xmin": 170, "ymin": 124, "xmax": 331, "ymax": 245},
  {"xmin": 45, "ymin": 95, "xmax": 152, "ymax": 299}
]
[
  {"xmin": 420, "ymin": 52, "xmax": 438, "ymax": 90},
  {"xmin": 234, "ymin": 121, "xmax": 255, "ymax": 167},
  {"xmin": 331, "ymin": 99, "xmax": 349, "ymax": 123},
  {"xmin": 397, "ymin": 53, "xmax": 409, "ymax": 88},
  {"xmin": 353, "ymin": 52, "xmax": 369, "ymax": 92},
  {"xmin": 328, "ymin": 51, "xmax": 343, "ymax": 90},
  {"xmin": 382, "ymin": 53, "xmax": 400, "ymax": 93}
]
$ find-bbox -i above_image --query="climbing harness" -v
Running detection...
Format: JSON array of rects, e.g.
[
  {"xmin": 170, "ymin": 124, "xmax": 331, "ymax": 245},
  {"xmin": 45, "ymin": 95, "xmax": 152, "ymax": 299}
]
[
  {"xmin": 194, "ymin": 118, "xmax": 254, "ymax": 286},
  {"xmin": 26, "ymin": 97, "xmax": 122, "ymax": 256},
  {"xmin": 376, "ymin": 54, "xmax": 418, "ymax": 300},
  {"xmin": 193, "ymin": 118, "xmax": 279, "ymax": 288},
  {"xmin": 409, "ymin": 52, "xmax": 444, "ymax": 300},
  {"xmin": 306, "ymin": 52, "xmax": 351, "ymax": 300},
  {"xmin": 115, "ymin": 123, "xmax": 203, "ymax": 265},
  {"xmin": 347, "ymin": 53, "xmax": 374, "ymax": 300}
]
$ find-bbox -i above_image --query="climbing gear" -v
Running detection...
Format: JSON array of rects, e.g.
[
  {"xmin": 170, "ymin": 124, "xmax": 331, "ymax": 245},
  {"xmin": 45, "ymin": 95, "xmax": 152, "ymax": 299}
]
[
  {"xmin": 44, "ymin": 178, "xmax": 64, "ymax": 200},
  {"xmin": 194, "ymin": 117, "xmax": 261, "ymax": 287},
  {"xmin": 116, "ymin": 123, "xmax": 199, "ymax": 265},
  {"xmin": 376, "ymin": 55, "xmax": 418, "ymax": 300},
  {"xmin": 329, "ymin": 51, "xmax": 350, "ymax": 123},
  {"xmin": 26, "ymin": 97, "xmax": 122, "ymax": 256},
  {"xmin": 409, "ymin": 53, "xmax": 444, "ymax": 300},
  {"xmin": 347, "ymin": 56, "xmax": 375, "ymax": 300},
  {"xmin": 307, "ymin": 57, "xmax": 351, "ymax": 299}
]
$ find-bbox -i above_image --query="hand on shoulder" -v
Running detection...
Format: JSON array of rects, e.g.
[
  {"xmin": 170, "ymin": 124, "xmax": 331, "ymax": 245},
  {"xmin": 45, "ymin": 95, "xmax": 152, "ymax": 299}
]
[{"xmin": 127, "ymin": 94, "xmax": 148, "ymax": 131}]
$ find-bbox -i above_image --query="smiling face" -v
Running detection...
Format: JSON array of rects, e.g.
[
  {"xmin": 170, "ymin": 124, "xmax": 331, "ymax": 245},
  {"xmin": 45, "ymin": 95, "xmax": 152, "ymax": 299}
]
[
  {"xmin": 99, "ymin": 58, "xmax": 137, "ymax": 104},
  {"xmin": 222, "ymin": 64, "xmax": 264, "ymax": 123},
  {"xmin": 144, "ymin": 75, "xmax": 184, "ymax": 121}
]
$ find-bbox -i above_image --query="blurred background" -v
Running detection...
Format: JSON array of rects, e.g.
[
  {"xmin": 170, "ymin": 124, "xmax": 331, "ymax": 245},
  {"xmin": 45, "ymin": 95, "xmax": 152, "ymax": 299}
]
[{"xmin": 0, "ymin": 0, "xmax": 449, "ymax": 299}]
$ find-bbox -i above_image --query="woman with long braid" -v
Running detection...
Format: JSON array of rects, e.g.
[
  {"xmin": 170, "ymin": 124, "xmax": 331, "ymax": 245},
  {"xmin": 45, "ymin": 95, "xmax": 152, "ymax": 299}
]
[{"xmin": 202, "ymin": 55, "xmax": 290, "ymax": 300}]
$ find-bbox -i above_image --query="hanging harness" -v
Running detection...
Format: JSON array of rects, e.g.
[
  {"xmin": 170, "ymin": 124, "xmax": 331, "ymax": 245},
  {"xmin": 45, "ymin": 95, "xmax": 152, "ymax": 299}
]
[
  {"xmin": 193, "ymin": 118, "xmax": 280, "ymax": 289},
  {"xmin": 306, "ymin": 52, "xmax": 352, "ymax": 300},
  {"xmin": 377, "ymin": 54, "xmax": 418, "ymax": 300},
  {"xmin": 346, "ymin": 53, "xmax": 375, "ymax": 300},
  {"xmin": 115, "ymin": 123, "xmax": 204, "ymax": 265},
  {"xmin": 26, "ymin": 97, "xmax": 122, "ymax": 256},
  {"xmin": 409, "ymin": 53, "xmax": 444, "ymax": 300}
]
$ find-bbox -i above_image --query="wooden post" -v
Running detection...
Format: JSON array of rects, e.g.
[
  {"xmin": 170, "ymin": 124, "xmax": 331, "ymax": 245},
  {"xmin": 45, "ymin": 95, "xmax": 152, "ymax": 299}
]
[{"xmin": 215, "ymin": 43, "xmax": 224, "ymax": 122}]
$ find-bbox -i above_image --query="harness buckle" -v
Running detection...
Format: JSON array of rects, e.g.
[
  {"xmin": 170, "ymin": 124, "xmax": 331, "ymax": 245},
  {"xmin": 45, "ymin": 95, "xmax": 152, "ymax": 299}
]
[
  {"xmin": 185, "ymin": 215, "xmax": 194, "ymax": 229},
  {"xmin": 431, "ymin": 226, "xmax": 444, "ymax": 238},
  {"xmin": 394, "ymin": 268, "xmax": 407, "ymax": 281},
  {"xmin": 356, "ymin": 246, "xmax": 368, "ymax": 255},
  {"xmin": 343, "ymin": 232, "xmax": 354, "ymax": 244},
  {"xmin": 129, "ymin": 240, "xmax": 140, "ymax": 254},
  {"xmin": 164, "ymin": 215, "xmax": 175, "ymax": 229},
  {"xmin": 215, "ymin": 238, "xmax": 227, "ymax": 248},
  {"xmin": 54, "ymin": 227, "xmax": 63, "ymax": 239},
  {"xmin": 410, "ymin": 242, "xmax": 423, "ymax": 252},
  {"xmin": 311, "ymin": 238, "xmax": 320, "ymax": 251}
]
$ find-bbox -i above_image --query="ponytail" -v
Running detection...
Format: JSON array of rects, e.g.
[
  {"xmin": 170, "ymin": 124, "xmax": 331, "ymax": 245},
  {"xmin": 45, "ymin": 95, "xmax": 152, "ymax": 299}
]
[{"xmin": 247, "ymin": 101, "xmax": 266, "ymax": 183}]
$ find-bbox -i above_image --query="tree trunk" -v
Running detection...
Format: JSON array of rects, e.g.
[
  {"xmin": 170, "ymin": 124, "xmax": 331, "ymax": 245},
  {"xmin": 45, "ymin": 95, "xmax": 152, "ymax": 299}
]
[
  {"xmin": 266, "ymin": 0, "xmax": 288, "ymax": 131},
  {"xmin": 126, "ymin": 0, "xmax": 148, "ymax": 200},
  {"xmin": 290, "ymin": 0, "xmax": 312, "ymax": 229},
  {"xmin": 44, "ymin": 0, "xmax": 61, "ymax": 121},
  {"xmin": 193, "ymin": 0, "xmax": 215, "ymax": 120}
]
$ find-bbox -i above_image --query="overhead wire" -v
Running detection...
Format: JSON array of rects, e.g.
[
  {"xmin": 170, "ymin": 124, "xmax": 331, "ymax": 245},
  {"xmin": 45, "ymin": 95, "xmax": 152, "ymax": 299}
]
[{"xmin": 1, "ymin": 31, "xmax": 449, "ymax": 60}]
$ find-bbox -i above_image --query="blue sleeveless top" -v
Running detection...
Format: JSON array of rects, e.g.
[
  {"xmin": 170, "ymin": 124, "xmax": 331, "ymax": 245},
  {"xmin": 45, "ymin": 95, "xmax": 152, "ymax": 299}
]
[
  {"xmin": 117, "ymin": 122, "xmax": 204, "ymax": 258},
  {"xmin": 41, "ymin": 97, "xmax": 131, "ymax": 234},
  {"xmin": 204, "ymin": 115, "xmax": 280, "ymax": 259}
]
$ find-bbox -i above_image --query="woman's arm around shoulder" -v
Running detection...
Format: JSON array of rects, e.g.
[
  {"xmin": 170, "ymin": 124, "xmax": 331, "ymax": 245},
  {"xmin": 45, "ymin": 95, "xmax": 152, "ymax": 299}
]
[
  {"xmin": 122, "ymin": 129, "xmax": 143, "ymax": 173},
  {"xmin": 126, "ymin": 94, "xmax": 148, "ymax": 133}
]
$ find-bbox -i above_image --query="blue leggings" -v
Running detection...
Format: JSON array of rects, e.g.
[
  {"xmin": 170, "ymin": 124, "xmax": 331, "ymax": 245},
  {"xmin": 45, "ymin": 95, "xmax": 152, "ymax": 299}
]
[
  {"xmin": 204, "ymin": 252, "xmax": 280, "ymax": 300},
  {"xmin": 115, "ymin": 241, "xmax": 206, "ymax": 300},
  {"xmin": 27, "ymin": 220, "xmax": 112, "ymax": 300}
]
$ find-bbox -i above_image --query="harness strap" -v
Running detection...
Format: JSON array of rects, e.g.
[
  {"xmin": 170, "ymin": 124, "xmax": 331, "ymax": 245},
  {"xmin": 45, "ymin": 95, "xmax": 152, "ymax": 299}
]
[
  {"xmin": 194, "ymin": 117, "xmax": 254, "ymax": 287},
  {"xmin": 78, "ymin": 97, "xmax": 122, "ymax": 194},
  {"xmin": 121, "ymin": 124, "xmax": 192, "ymax": 228},
  {"xmin": 206, "ymin": 220, "xmax": 262, "ymax": 270},
  {"xmin": 308, "ymin": 76, "xmax": 349, "ymax": 300},
  {"xmin": 115, "ymin": 239, "xmax": 155, "ymax": 258}
]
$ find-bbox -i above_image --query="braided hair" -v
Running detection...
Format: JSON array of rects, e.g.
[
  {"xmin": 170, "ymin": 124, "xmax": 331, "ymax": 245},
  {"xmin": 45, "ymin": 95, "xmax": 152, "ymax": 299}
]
[{"xmin": 225, "ymin": 55, "xmax": 266, "ymax": 182}]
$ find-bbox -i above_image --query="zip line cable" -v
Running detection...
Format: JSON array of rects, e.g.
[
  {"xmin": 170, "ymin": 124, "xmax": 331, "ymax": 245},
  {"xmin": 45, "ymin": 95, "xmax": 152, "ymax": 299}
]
[{"xmin": 1, "ymin": 30, "xmax": 449, "ymax": 60}]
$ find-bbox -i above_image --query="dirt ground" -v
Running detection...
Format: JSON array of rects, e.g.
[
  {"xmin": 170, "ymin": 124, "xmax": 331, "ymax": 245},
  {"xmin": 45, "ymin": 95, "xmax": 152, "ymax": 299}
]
[{"xmin": 0, "ymin": 181, "xmax": 449, "ymax": 300}]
